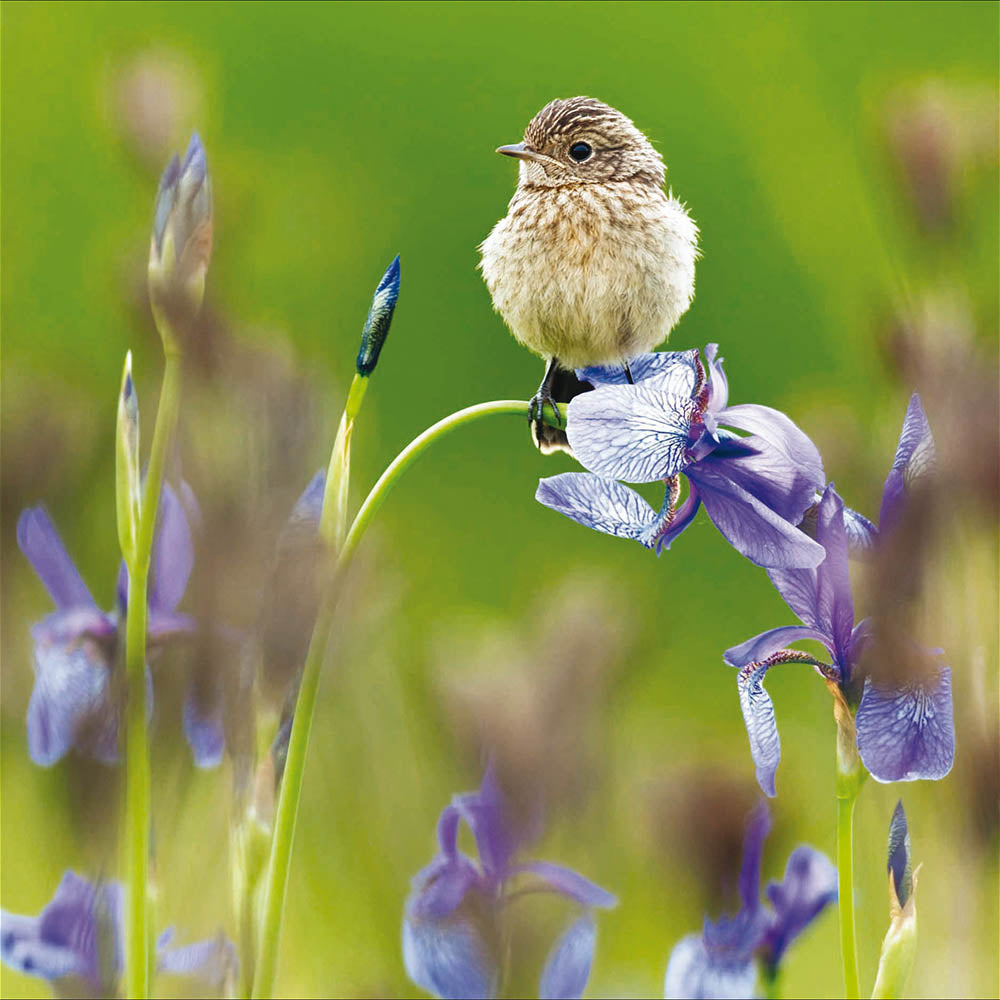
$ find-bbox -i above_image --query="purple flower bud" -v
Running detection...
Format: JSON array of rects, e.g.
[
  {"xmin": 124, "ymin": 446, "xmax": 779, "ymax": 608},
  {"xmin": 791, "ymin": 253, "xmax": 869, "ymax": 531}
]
[{"xmin": 356, "ymin": 255, "xmax": 401, "ymax": 376}]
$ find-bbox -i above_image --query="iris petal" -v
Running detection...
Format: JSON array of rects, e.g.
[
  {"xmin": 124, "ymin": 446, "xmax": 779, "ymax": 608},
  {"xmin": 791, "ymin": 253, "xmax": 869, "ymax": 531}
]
[
  {"xmin": 511, "ymin": 862, "xmax": 617, "ymax": 909},
  {"xmin": 762, "ymin": 846, "xmax": 837, "ymax": 967},
  {"xmin": 402, "ymin": 914, "xmax": 496, "ymax": 1000},
  {"xmin": 566, "ymin": 385, "xmax": 696, "ymax": 483},
  {"xmin": 856, "ymin": 668, "xmax": 955, "ymax": 782},
  {"xmin": 17, "ymin": 508, "xmax": 97, "ymax": 611},
  {"xmin": 539, "ymin": 913, "xmax": 596, "ymax": 1000},
  {"xmin": 663, "ymin": 933, "xmax": 757, "ymax": 1000},
  {"xmin": 536, "ymin": 474, "xmax": 660, "ymax": 547}
]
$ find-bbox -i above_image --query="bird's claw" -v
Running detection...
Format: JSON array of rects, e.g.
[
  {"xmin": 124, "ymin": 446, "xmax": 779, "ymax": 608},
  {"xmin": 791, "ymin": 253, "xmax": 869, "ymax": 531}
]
[{"xmin": 529, "ymin": 391, "xmax": 561, "ymax": 429}]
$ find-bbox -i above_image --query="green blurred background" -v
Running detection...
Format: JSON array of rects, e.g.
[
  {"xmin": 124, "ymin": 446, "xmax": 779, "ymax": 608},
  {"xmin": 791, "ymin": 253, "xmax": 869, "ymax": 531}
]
[{"xmin": 2, "ymin": 2, "xmax": 997, "ymax": 997}]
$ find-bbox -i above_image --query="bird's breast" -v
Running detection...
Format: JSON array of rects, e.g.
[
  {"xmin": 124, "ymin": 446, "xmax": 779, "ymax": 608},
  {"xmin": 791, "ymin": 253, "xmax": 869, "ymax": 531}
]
[{"xmin": 479, "ymin": 183, "xmax": 698, "ymax": 368}]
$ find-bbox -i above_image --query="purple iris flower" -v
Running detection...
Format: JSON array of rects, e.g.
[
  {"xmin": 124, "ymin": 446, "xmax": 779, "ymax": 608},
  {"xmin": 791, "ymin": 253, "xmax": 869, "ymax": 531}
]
[
  {"xmin": 0, "ymin": 870, "xmax": 236, "ymax": 997},
  {"xmin": 664, "ymin": 802, "xmax": 836, "ymax": 999},
  {"xmin": 16, "ymin": 483, "xmax": 223, "ymax": 768},
  {"xmin": 403, "ymin": 766, "xmax": 616, "ymax": 999},
  {"xmin": 535, "ymin": 346, "xmax": 826, "ymax": 569},
  {"xmin": 725, "ymin": 395, "xmax": 954, "ymax": 795}
]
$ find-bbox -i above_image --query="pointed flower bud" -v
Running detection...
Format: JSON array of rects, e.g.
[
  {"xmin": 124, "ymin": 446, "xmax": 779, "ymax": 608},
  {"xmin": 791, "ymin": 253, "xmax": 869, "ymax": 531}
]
[
  {"xmin": 356, "ymin": 255, "xmax": 400, "ymax": 377},
  {"xmin": 116, "ymin": 351, "xmax": 141, "ymax": 562},
  {"xmin": 148, "ymin": 132, "xmax": 213, "ymax": 342},
  {"xmin": 872, "ymin": 801, "xmax": 919, "ymax": 999}
]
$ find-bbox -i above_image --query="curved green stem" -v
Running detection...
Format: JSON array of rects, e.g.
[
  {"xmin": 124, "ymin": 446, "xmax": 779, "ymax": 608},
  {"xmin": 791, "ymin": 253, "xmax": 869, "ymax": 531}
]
[
  {"xmin": 124, "ymin": 351, "xmax": 182, "ymax": 999},
  {"xmin": 837, "ymin": 787, "xmax": 861, "ymax": 1000},
  {"xmin": 251, "ymin": 398, "xmax": 547, "ymax": 998}
]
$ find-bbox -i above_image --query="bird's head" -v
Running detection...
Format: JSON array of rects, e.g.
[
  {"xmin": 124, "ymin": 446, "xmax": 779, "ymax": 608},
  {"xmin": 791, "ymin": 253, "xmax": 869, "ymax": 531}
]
[{"xmin": 497, "ymin": 96, "xmax": 665, "ymax": 189}]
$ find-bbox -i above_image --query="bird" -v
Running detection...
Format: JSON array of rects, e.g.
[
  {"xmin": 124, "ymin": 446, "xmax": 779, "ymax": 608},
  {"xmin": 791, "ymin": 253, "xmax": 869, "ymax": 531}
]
[{"xmin": 479, "ymin": 96, "xmax": 699, "ymax": 453}]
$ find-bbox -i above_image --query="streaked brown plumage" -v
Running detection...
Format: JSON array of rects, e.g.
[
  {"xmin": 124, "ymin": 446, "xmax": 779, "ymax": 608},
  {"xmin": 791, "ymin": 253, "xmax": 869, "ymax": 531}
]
[{"xmin": 479, "ymin": 96, "xmax": 699, "ymax": 452}]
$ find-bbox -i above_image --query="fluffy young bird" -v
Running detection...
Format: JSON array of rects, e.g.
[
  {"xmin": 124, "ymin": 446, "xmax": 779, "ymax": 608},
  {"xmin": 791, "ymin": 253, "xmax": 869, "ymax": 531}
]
[{"xmin": 479, "ymin": 96, "xmax": 699, "ymax": 452}]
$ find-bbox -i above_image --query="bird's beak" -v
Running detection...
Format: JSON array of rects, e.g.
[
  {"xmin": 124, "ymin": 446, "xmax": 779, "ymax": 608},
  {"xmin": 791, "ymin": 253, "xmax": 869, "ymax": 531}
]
[{"xmin": 496, "ymin": 143, "xmax": 544, "ymax": 163}]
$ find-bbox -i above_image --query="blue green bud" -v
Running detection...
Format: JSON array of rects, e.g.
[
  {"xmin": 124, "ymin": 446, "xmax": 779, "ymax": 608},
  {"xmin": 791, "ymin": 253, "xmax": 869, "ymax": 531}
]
[{"xmin": 356, "ymin": 255, "xmax": 400, "ymax": 376}]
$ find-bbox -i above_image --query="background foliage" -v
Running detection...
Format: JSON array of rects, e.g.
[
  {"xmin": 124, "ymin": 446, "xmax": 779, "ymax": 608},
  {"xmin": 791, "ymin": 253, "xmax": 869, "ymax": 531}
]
[{"xmin": 2, "ymin": 2, "xmax": 997, "ymax": 997}]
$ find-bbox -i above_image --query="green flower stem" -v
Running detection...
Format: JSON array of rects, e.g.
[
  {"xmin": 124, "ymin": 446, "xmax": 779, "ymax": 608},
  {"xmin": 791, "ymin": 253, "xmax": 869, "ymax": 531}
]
[
  {"xmin": 834, "ymin": 690, "xmax": 864, "ymax": 1000},
  {"xmin": 124, "ymin": 350, "xmax": 182, "ymax": 1000},
  {"xmin": 251, "ymin": 398, "xmax": 556, "ymax": 999}
]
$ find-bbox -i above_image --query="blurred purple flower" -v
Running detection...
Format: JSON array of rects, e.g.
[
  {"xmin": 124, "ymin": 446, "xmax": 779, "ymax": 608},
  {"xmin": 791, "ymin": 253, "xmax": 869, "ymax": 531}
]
[
  {"xmin": 16, "ymin": 483, "xmax": 222, "ymax": 767},
  {"xmin": 403, "ymin": 766, "xmax": 616, "ymax": 1000},
  {"xmin": 536, "ymin": 346, "xmax": 825, "ymax": 569},
  {"xmin": 725, "ymin": 395, "xmax": 954, "ymax": 795},
  {"xmin": 0, "ymin": 870, "xmax": 235, "ymax": 997},
  {"xmin": 664, "ymin": 802, "xmax": 836, "ymax": 999}
]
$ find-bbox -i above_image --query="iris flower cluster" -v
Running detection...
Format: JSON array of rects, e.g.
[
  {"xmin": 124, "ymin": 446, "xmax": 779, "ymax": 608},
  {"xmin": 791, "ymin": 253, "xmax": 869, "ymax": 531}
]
[
  {"xmin": 16, "ymin": 483, "xmax": 223, "ymax": 769},
  {"xmin": 725, "ymin": 395, "xmax": 954, "ymax": 795},
  {"xmin": 403, "ymin": 767, "xmax": 616, "ymax": 1000},
  {"xmin": 664, "ymin": 802, "xmax": 837, "ymax": 999},
  {"xmin": 0, "ymin": 870, "xmax": 235, "ymax": 997}
]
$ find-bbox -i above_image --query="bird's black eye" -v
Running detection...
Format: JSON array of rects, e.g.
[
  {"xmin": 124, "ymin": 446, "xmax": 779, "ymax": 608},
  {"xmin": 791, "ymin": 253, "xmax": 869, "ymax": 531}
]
[{"xmin": 569, "ymin": 141, "xmax": 593, "ymax": 163}]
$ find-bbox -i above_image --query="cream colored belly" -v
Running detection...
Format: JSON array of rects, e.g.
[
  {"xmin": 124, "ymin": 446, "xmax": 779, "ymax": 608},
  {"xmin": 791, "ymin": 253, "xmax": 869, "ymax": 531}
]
[{"xmin": 480, "ymin": 187, "xmax": 697, "ymax": 369}]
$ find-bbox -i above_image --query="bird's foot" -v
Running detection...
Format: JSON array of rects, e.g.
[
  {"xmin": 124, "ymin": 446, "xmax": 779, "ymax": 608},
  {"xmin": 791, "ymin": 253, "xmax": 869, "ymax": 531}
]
[{"xmin": 529, "ymin": 390, "xmax": 561, "ymax": 430}]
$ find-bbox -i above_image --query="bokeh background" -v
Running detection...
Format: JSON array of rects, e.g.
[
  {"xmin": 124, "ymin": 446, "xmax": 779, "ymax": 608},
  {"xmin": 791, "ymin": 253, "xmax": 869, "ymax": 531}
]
[{"xmin": 2, "ymin": 2, "xmax": 997, "ymax": 997}]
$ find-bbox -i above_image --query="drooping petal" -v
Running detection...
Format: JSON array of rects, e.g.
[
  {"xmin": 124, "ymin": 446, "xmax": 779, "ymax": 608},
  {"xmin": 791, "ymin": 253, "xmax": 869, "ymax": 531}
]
[
  {"xmin": 1, "ymin": 910, "xmax": 85, "ymax": 983},
  {"xmin": 402, "ymin": 914, "xmax": 497, "ymax": 1000},
  {"xmin": 566, "ymin": 385, "xmax": 697, "ymax": 483},
  {"xmin": 149, "ymin": 483, "xmax": 194, "ymax": 616},
  {"xmin": 685, "ymin": 462, "xmax": 825, "ymax": 569},
  {"xmin": 663, "ymin": 933, "xmax": 757, "ymax": 1000},
  {"xmin": 856, "ymin": 668, "xmax": 955, "ymax": 782},
  {"xmin": 718, "ymin": 405, "xmax": 824, "ymax": 508},
  {"xmin": 511, "ymin": 862, "xmax": 617, "ymax": 909},
  {"xmin": 879, "ymin": 394, "xmax": 936, "ymax": 534},
  {"xmin": 761, "ymin": 846, "xmax": 837, "ymax": 968},
  {"xmin": 17, "ymin": 508, "xmax": 97, "ymax": 611},
  {"xmin": 27, "ymin": 640, "xmax": 117, "ymax": 767},
  {"xmin": 539, "ymin": 913, "xmax": 597, "ymax": 1000},
  {"xmin": 182, "ymin": 686, "xmax": 225, "ymax": 768},
  {"xmin": 577, "ymin": 349, "xmax": 700, "ymax": 392},
  {"xmin": 156, "ymin": 929, "xmax": 237, "ymax": 989},
  {"xmin": 734, "ymin": 649, "xmax": 830, "ymax": 797},
  {"xmin": 699, "ymin": 428, "xmax": 822, "ymax": 526},
  {"xmin": 536, "ymin": 474, "xmax": 660, "ymax": 547}
]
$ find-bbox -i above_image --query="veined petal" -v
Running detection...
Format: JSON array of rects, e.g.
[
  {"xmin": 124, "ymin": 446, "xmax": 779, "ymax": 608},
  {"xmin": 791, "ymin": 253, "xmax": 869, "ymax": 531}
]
[
  {"xmin": 149, "ymin": 483, "xmax": 194, "ymax": 616},
  {"xmin": 856, "ymin": 668, "xmax": 955, "ymax": 782},
  {"xmin": 536, "ymin": 474, "xmax": 660, "ymax": 547},
  {"xmin": 878, "ymin": 394, "xmax": 936, "ymax": 535},
  {"xmin": 28, "ymin": 640, "xmax": 117, "ymax": 767},
  {"xmin": 576, "ymin": 349, "xmax": 700, "ymax": 392},
  {"xmin": 511, "ymin": 862, "xmax": 617, "ymax": 909},
  {"xmin": 539, "ymin": 913, "xmax": 597, "ymax": 1000},
  {"xmin": 566, "ymin": 385, "xmax": 696, "ymax": 483},
  {"xmin": 719, "ymin": 404, "xmax": 824, "ymax": 501},
  {"xmin": 735, "ymin": 649, "xmax": 830, "ymax": 798},
  {"xmin": 654, "ymin": 485, "xmax": 702, "ymax": 554},
  {"xmin": 663, "ymin": 933, "xmax": 757, "ymax": 1000},
  {"xmin": 762, "ymin": 846, "xmax": 837, "ymax": 967},
  {"xmin": 403, "ymin": 913, "xmax": 497, "ymax": 1000},
  {"xmin": 698, "ymin": 429, "xmax": 822, "ymax": 525},
  {"xmin": 685, "ymin": 463, "xmax": 825, "ymax": 569},
  {"xmin": 17, "ymin": 508, "xmax": 97, "ymax": 611},
  {"xmin": 842, "ymin": 505, "xmax": 878, "ymax": 555}
]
